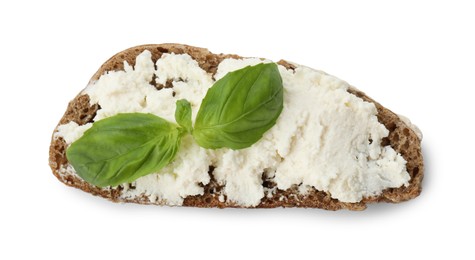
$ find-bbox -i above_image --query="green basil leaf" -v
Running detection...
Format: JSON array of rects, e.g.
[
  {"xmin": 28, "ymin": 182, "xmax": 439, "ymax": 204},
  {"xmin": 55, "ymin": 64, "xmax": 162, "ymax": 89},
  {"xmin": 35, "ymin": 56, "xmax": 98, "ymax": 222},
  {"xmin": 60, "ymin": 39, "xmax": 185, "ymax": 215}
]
[
  {"xmin": 175, "ymin": 99, "xmax": 192, "ymax": 134},
  {"xmin": 193, "ymin": 63, "xmax": 283, "ymax": 150},
  {"xmin": 66, "ymin": 113, "xmax": 182, "ymax": 187}
]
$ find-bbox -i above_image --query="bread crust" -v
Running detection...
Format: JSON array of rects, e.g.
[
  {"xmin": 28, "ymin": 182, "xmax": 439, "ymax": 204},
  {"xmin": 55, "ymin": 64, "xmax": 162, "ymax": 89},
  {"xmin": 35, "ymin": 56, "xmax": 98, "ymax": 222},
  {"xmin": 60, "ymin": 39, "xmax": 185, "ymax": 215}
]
[{"xmin": 49, "ymin": 44, "xmax": 423, "ymax": 210}]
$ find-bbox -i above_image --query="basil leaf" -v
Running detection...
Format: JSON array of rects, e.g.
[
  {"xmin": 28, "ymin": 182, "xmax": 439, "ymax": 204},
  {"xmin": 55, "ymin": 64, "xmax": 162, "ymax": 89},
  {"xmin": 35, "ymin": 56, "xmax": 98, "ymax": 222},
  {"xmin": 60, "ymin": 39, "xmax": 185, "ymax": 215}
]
[
  {"xmin": 175, "ymin": 99, "xmax": 192, "ymax": 134},
  {"xmin": 193, "ymin": 63, "xmax": 283, "ymax": 150},
  {"xmin": 66, "ymin": 113, "xmax": 182, "ymax": 187}
]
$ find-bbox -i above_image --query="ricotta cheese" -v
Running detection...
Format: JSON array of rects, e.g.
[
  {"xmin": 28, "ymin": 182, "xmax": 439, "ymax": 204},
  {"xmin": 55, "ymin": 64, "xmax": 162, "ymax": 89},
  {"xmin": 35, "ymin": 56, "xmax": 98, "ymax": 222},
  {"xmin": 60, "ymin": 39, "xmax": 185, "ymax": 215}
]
[
  {"xmin": 55, "ymin": 121, "xmax": 92, "ymax": 144},
  {"xmin": 55, "ymin": 50, "xmax": 411, "ymax": 206}
]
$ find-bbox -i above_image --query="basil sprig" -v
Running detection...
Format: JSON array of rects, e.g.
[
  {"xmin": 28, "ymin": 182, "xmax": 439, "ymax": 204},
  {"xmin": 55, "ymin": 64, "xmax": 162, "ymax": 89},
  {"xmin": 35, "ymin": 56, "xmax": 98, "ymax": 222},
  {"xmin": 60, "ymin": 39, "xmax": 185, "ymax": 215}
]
[
  {"xmin": 66, "ymin": 113, "xmax": 183, "ymax": 187},
  {"xmin": 175, "ymin": 99, "xmax": 193, "ymax": 134},
  {"xmin": 67, "ymin": 63, "xmax": 283, "ymax": 187},
  {"xmin": 193, "ymin": 63, "xmax": 283, "ymax": 149}
]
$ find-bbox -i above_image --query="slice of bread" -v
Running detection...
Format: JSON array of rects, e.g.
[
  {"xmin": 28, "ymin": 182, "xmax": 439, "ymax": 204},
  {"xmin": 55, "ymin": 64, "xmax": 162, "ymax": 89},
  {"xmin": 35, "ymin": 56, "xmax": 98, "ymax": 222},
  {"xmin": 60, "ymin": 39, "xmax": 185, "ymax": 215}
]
[{"xmin": 49, "ymin": 44, "xmax": 423, "ymax": 210}]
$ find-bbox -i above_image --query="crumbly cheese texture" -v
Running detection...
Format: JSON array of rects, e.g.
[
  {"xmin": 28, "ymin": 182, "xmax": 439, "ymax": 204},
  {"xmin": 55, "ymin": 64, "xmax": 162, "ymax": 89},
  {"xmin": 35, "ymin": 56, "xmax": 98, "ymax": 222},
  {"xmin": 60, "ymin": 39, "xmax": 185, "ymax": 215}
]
[{"xmin": 55, "ymin": 50, "xmax": 410, "ymax": 206}]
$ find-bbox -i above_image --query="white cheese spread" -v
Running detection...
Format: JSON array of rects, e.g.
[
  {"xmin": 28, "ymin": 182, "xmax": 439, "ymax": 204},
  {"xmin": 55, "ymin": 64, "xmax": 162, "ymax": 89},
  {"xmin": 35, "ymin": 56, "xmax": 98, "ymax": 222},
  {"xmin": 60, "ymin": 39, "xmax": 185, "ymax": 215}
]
[{"xmin": 55, "ymin": 50, "xmax": 411, "ymax": 206}]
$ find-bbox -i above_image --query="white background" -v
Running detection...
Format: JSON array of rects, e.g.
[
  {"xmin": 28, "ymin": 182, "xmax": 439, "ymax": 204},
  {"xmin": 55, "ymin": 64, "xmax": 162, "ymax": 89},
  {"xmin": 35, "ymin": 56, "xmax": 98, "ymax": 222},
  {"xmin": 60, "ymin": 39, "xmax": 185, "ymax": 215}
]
[{"xmin": 1, "ymin": 0, "xmax": 473, "ymax": 259}]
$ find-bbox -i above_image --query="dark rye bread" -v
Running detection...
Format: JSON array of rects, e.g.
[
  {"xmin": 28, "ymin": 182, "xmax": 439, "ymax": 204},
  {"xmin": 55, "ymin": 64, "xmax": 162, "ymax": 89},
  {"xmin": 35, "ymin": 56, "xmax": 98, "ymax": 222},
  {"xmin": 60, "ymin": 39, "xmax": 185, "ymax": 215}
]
[{"xmin": 49, "ymin": 44, "xmax": 424, "ymax": 210}]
